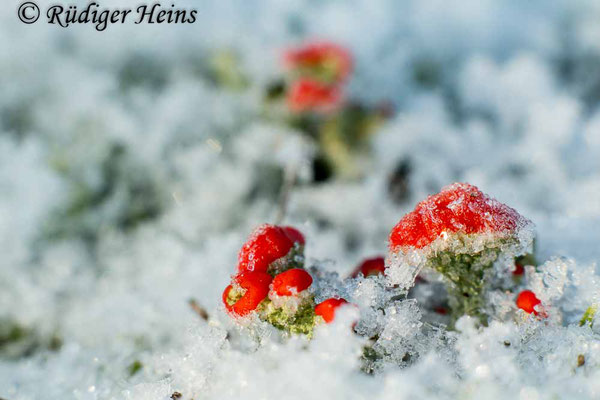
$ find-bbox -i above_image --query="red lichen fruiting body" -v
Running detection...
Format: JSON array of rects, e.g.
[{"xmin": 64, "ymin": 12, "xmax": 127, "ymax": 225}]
[
  {"xmin": 315, "ymin": 298, "xmax": 348, "ymax": 323},
  {"xmin": 286, "ymin": 78, "xmax": 342, "ymax": 113},
  {"xmin": 513, "ymin": 263, "xmax": 525, "ymax": 276},
  {"xmin": 389, "ymin": 182, "xmax": 526, "ymax": 250},
  {"xmin": 238, "ymin": 224, "xmax": 295, "ymax": 273},
  {"xmin": 272, "ymin": 268, "xmax": 313, "ymax": 296},
  {"xmin": 516, "ymin": 290, "xmax": 542, "ymax": 315},
  {"xmin": 351, "ymin": 256, "xmax": 385, "ymax": 277},
  {"xmin": 223, "ymin": 271, "xmax": 273, "ymax": 316},
  {"xmin": 282, "ymin": 226, "xmax": 306, "ymax": 245},
  {"xmin": 284, "ymin": 41, "xmax": 353, "ymax": 83}
]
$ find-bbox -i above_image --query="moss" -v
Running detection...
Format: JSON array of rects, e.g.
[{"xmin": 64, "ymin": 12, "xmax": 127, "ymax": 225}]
[
  {"xmin": 0, "ymin": 320, "xmax": 62, "ymax": 359},
  {"xmin": 579, "ymin": 304, "xmax": 597, "ymax": 327},
  {"xmin": 318, "ymin": 105, "xmax": 383, "ymax": 180},
  {"xmin": 516, "ymin": 252, "xmax": 537, "ymax": 268},
  {"xmin": 207, "ymin": 50, "xmax": 249, "ymax": 90},
  {"xmin": 127, "ymin": 360, "xmax": 143, "ymax": 377},
  {"xmin": 49, "ymin": 335, "xmax": 63, "ymax": 351},
  {"xmin": 360, "ymin": 344, "xmax": 380, "ymax": 374},
  {"xmin": 45, "ymin": 143, "xmax": 164, "ymax": 245},
  {"xmin": 264, "ymin": 80, "xmax": 286, "ymax": 101},
  {"xmin": 288, "ymin": 103, "xmax": 387, "ymax": 182},
  {"xmin": 0, "ymin": 323, "xmax": 28, "ymax": 348}
]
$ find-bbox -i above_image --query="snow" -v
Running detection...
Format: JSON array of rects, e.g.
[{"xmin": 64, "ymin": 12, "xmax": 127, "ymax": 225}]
[{"xmin": 1, "ymin": 0, "xmax": 600, "ymax": 399}]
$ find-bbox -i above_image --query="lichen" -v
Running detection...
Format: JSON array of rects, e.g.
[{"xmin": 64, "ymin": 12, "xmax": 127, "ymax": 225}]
[
  {"xmin": 261, "ymin": 296, "xmax": 317, "ymax": 336},
  {"xmin": 427, "ymin": 244, "xmax": 505, "ymax": 326}
]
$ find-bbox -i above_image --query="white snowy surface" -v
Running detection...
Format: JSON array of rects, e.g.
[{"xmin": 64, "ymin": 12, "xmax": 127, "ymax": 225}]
[{"xmin": 1, "ymin": 0, "xmax": 600, "ymax": 399}]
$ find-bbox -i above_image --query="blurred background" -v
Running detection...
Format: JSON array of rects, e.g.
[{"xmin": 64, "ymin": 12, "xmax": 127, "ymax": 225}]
[{"xmin": 1, "ymin": 0, "xmax": 600, "ymax": 398}]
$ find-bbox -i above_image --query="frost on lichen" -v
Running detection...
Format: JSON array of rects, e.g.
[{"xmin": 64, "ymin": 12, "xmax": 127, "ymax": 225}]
[{"xmin": 387, "ymin": 183, "xmax": 535, "ymax": 326}]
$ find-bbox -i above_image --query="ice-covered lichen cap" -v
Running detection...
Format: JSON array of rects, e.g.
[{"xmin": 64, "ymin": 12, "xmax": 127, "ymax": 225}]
[{"xmin": 388, "ymin": 182, "xmax": 531, "ymax": 250}]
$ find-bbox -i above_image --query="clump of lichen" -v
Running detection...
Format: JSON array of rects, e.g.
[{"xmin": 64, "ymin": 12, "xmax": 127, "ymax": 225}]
[
  {"xmin": 261, "ymin": 298, "xmax": 319, "ymax": 336},
  {"xmin": 387, "ymin": 183, "xmax": 535, "ymax": 327},
  {"xmin": 431, "ymin": 249, "xmax": 497, "ymax": 326}
]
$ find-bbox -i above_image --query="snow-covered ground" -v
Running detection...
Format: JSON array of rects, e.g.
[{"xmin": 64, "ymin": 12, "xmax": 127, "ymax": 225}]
[{"xmin": 1, "ymin": 0, "xmax": 600, "ymax": 399}]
